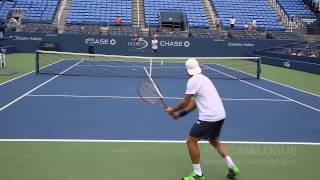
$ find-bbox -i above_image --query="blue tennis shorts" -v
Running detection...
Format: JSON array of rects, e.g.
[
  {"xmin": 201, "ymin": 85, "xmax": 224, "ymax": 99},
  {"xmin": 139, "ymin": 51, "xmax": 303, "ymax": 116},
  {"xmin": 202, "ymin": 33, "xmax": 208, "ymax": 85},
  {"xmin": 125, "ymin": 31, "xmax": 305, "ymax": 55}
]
[{"xmin": 189, "ymin": 119, "xmax": 225, "ymax": 140}]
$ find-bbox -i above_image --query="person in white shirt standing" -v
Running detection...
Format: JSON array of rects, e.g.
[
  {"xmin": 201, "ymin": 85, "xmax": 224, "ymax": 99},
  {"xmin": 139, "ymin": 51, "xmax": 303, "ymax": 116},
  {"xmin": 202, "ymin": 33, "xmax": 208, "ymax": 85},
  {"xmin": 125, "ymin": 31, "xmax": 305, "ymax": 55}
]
[
  {"xmin": 252, "ymin": 19, "xmax": 257, "ymax": 31},
  {"xmin": 0, "ymin": 48, "xmax": 6, "ymax": 68},
  {"xmin": 151, "ymin": 35, "xmax": 158, "ymax": 55},
  {"xmin": 165, "ymin": 58, "xmax": 240, "ymax": 180},
  {"xmin": 229, "ymin": 16, "xmax": 236, "ymax": 30}
]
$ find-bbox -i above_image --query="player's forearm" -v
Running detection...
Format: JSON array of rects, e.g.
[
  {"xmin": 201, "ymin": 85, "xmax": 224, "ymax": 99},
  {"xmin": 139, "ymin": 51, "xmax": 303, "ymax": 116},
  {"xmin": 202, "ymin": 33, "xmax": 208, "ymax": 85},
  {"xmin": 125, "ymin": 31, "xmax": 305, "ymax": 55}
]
[
  {"xmin": 173, "ymin": 100, "xmax": 189, "ymax": 112},
  {"xmin": 185, "ymin": 100, "xmax": 197, "ymax": 112}
]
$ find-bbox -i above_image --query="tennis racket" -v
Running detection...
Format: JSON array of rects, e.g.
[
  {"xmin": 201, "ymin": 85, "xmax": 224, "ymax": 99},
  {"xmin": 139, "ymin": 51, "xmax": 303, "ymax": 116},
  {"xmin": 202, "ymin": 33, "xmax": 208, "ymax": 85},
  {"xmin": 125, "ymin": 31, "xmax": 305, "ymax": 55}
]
[{"xmin": 138, "ymin": 78, "xmax": 167, "ymax": 109}]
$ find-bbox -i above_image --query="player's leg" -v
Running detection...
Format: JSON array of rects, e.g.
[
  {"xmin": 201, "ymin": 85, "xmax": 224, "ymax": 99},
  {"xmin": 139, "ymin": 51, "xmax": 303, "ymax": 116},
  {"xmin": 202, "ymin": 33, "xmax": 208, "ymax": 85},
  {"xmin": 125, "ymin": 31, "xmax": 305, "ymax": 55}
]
[
  {"xmin": 209, "ymin": 138, "xmax": 228, "ymax": 157},
  {"xmin": 182, "ymin": 121, "xmax": 208, "ymax": 180},
  {"xmin": 208, "ymin": 119, "xmax": 240, "ymax": 179},
  {"xmin": 186, "ymin": 136, "xmax": 200, "ymax": 164},
  {"xmin": 209, "ymin": 139, "xmax": 240, "ymax": 178},
  {"xmin": 183, "ymin": 136, "xmax": 204, "ymax": 180}
]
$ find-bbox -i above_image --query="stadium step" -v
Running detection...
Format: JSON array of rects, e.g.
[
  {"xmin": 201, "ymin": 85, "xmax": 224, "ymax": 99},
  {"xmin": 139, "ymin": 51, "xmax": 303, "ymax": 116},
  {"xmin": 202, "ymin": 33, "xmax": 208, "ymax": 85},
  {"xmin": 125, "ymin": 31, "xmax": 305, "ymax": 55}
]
[
  {"xmin": 53, "ymin": 0, "xmax": 64, "ymax": 25},
  {"xmin": 200, "ymin": 0, "xmax": 219, "ymax": 30},
  {"xmin": 57, "ymin": 0, "xmax": 73, "ymax": 33},
  {"xmin": 132, "ymin": 0, "xmax": 146, "ymax": 28},
  {"xmin": 268, "ymin": 0, "xmax": 293, "ymax": 30}
]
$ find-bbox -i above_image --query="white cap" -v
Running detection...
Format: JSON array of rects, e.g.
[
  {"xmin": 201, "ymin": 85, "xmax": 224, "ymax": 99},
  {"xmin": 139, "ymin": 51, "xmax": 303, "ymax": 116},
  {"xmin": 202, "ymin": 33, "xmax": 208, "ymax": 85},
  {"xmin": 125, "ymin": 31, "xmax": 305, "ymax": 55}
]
[{"xmin": 185, "ymin": 58, "xmax": 201, "ymax": 76}]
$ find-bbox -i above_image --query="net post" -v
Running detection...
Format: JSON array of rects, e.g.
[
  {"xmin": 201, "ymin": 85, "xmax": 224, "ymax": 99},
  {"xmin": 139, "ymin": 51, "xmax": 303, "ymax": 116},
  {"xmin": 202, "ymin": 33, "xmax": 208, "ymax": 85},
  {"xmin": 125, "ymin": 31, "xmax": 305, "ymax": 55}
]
[
  {"xmin": 35, "ymin": 50, "xmax": 40, "ymax": 74},
  {"xmin": 257, "ymin": 57, "xmax": 261, "ymax": 80}
]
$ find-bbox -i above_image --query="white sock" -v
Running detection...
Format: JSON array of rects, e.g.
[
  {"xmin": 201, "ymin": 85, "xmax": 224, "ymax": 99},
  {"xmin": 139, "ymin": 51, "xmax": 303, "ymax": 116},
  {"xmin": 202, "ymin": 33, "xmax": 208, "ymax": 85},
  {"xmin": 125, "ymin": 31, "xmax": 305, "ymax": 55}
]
[
  {"xmin": 225, "ymin": 156, "xmax": 235, "ymax": 168},
  {"xmin": 193, "ymin": 164, "xmax": 203, "ymax": 176}
]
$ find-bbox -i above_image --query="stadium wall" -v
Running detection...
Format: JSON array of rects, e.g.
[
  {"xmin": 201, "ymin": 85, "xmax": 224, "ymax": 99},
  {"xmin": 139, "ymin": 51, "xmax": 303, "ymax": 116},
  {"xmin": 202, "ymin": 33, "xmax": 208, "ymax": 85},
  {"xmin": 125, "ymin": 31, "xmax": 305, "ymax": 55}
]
[
  {"xmin": 1, "ymin": 32, "xmax": 296, "ymax": 57},
  {"xmin": 255, "ymin": 52, "xmax": 320, "ymax": 74}
]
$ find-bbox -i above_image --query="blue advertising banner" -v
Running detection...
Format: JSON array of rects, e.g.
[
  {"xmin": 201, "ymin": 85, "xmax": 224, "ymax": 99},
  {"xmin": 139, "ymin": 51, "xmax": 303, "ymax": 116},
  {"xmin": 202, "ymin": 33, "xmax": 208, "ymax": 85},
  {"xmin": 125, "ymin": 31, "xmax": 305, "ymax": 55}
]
[{"xmin": 1, "ymin": 32, "xmax": 296, "ymax": 57}]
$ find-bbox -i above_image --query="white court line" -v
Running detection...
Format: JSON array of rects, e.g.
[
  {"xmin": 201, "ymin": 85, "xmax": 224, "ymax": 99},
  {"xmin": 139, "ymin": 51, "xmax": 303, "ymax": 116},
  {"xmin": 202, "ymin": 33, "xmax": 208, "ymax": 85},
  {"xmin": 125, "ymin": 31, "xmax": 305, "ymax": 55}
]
[
  {"xmin": 0, "ymin": 60, "xmax": 84, "ymax": 112},
  {"xmin": 0, "ymin": 139, "xmax": 319, "ymax": 145},
  {"xmin": 202, "ymin": 64, "xmax": 320, "ymax": 112},
  {"xmin": 261, "ymin": 77, "xmax": 320, "ymax": 98},
  {"xmin": 26, "ymin": 94, "xmax": 291, "ymax": 102},
  {"xmin": 212, "ymin": 62, "xmax": 320, "ymax": 98},
  {"xmin": 0, "ymin": 59, "xmax": 65, "ymax": 86},
  {"xmin": 1, "ymin": 55, "xmax": 318, "ymax": 99}
]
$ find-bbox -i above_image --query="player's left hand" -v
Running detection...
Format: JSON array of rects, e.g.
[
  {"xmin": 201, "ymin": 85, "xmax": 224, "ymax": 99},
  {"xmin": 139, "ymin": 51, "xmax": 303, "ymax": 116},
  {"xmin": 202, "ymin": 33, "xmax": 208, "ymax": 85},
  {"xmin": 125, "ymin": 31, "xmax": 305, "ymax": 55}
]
[{"xmin": 164, "ymin": 107, "xmax": 179, "ymax": 119}]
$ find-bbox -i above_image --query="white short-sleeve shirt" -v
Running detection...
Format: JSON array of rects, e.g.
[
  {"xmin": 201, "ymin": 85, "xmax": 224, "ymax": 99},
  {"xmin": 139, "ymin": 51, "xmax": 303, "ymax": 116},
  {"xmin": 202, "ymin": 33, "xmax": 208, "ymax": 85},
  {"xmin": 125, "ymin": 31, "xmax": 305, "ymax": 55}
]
[
  {"xmin": 229, "ymin": 18, "xmax": 236, "ymax": 25},
  {"xmin": 152, "ymin": 39, "xmax": 158, "ymax": 50},
  {"xmin": 185, "ymin": 74, "xmax": 226, "ymax": 122}
]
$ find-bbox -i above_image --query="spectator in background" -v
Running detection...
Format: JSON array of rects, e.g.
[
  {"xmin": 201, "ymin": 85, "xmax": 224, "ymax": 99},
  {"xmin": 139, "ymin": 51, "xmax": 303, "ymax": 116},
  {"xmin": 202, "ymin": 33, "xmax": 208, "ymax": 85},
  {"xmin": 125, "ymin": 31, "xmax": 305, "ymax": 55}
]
[
  {"xmin": 7, "ymin": 17, "xmax": 20, "ymax": 31},
  {"xmin": 310, "ymin": 51, "xmax": 317, "ymax": 57},
  {"xmin": 244, "ymin": 22, "xmax": 251, "ymax": 31},
  {"xmin": 297, "ymin": 50, "xmax": 304, "ymax": 56},
  {"xmin": 252, "ymin": 19, "xmax": 257, "ymax": 30},
  {"xmin": 151, "ymin": 35, "xmax": 158, "ymax": 55},
  {"xmin": 0, "ymin": 48, "xmax": 6, "ymax": 68},
  {"xmin": 244, "ymin": 22, "xmax": 249, "ymax": 31},
  {"xmin": 115, "ymin": 16, "xmax": 122, "ymax": 26},
  {"xmin": 277, "ymin": 17, "xmax": 282, "ymax": 24},
  {"xmin": 80, "ymin": 26, "xmax": 85, "ymax": 34},
  {"xmin": 132, "ymin": 32, "xmax": 139, "ymax": 42},
  {"xmin": 291, "ymin": 50, "xmax": 297, "ymax": 56},
  {"xmin": 229, "ymin": 16, "xmax": 236, "ymax": 30}
]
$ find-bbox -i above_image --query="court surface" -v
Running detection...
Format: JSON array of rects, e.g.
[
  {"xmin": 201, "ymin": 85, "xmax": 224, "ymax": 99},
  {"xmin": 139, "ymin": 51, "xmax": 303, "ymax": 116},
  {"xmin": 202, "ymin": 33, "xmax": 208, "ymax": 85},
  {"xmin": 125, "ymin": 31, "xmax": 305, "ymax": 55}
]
[{"xmin": 0, "ymin": 59, "xmax": 319, "ymax": 180}]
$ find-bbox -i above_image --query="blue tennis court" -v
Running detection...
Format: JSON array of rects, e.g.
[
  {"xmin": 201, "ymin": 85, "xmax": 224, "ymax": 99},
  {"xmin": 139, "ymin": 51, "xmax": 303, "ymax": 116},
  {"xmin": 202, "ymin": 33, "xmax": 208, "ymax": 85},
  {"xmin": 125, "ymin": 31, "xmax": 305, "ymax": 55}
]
[{"xmin": 0, "ymin": 57, "xmax": 319, "ymax": 143}]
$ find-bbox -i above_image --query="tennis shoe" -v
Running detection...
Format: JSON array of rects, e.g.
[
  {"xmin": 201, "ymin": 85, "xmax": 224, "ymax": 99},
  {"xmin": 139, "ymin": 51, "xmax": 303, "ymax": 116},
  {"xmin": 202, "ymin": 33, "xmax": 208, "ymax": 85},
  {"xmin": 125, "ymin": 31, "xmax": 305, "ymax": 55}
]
[
  {"xmin": 227, "ymin": 165, "xmax": 240, "ymax": 179},
  {"xmin": 181, "ymin": 171, "xmax": 204, "ymax": 180}
]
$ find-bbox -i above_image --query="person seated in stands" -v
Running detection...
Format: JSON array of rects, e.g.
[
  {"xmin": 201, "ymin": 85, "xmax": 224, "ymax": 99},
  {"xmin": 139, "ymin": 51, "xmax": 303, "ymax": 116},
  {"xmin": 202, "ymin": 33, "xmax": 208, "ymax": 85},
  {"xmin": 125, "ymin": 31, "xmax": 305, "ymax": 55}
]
[
  {"xmin": 244, "ymin": 22, "xmax": 250, "ymax": 31},
  {"xmin": 161, "ymin": 26, "xmax": 174, "ymax": 34},
  {"xmin": 80, "ymin": 26, "xmax": 85, "ymax": 33},
  {"xmin": 290, "ymin": 50, "xmax": 297, "ymax": 56},
  {"xmin": 115, "ymin": 16, "xmax": 122, "ymax": 26},
  {"xmin": 215, "ymin": 18, "xmax": 220, "ymax": 28},
  {"xmin": 7, "ymin": 17, "xmax": 20, "ymax": 31},
  {"xmin": 229, "ymin": 16, "xmax": 236, "ymax": 30},
  {"xmin": 297, "ymin": 50, "xmax": 304, "ymax": 56},
  {"xmin": 277, "ymin": 17, "xmax": 282, "ymax": 24},
  {"xmin": 310, "ymin": 51, "xmax": 317, "ymax": 57}
]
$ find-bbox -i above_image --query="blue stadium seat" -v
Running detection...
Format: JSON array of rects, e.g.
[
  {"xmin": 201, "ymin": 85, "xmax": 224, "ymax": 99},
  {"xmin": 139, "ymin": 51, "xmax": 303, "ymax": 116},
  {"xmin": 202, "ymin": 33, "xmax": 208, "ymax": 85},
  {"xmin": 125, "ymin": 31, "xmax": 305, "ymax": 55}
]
[
  {"xmin": 66, "ymin": 0, "xmax": 132, "ymax": 25},
  {"xmin": 276, "ymin": 0, "xmax": 315, "ymax": 19},
  {"xmin": 0, "ymin": 0, "xmax": 58, "ymax": 23},
  {"xmin": 212, "ymin": 0, "xmax": 285, "ymax": 31}
]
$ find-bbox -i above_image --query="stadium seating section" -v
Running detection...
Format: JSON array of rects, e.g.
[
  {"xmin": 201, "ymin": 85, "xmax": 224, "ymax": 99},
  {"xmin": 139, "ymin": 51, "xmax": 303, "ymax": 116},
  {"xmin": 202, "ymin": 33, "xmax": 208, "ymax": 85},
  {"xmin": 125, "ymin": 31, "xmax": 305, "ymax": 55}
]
[
  {"xmin": 144, "ymin": 0, "xmax": 209, "ymax": 28},
  {"xmin": 0, "ymin": 0, "xmax": 317, "ymax": 36},
  {"xmin": 0, "ymin": 0, "xmax": 59, "ymax": 23},
  {"xmin": 212, "ymin": 0, "xmax": 285, "ymax": 31},
  {"xmin": 276, "ymin": 0, "xmax": 315, "ymax": 19},
  {"xmin": 66, "ymin": 0, "xmax": 132, "ymax": 25},
  {"xmin": 0, "ymin": 0, "xmax": 15, "ymax": 23}
]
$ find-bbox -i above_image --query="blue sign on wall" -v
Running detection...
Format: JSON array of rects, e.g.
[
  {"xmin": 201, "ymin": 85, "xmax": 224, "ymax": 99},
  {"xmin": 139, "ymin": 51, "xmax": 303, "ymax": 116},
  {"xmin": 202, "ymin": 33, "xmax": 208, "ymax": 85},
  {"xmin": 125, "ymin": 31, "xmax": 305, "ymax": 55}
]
[{"xmin": 1, "ymin": 32, "xmax": 296, "ymax": 57}]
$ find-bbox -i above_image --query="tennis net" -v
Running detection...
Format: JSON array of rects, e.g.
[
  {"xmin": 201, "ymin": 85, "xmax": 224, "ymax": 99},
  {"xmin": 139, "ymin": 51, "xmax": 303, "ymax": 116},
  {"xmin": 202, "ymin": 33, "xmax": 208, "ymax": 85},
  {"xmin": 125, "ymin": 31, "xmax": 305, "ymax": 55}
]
[{"xmin": 35, "ymin": 50, "xmax": 261, "ymax": 80}]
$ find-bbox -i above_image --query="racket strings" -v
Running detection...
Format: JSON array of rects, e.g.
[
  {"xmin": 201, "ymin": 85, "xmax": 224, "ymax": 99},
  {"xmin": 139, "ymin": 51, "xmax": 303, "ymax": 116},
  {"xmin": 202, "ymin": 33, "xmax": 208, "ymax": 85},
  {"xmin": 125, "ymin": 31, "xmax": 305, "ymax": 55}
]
[{"xmin": 138, "ymin": 79, "xmax": 163, "ymax": 106}]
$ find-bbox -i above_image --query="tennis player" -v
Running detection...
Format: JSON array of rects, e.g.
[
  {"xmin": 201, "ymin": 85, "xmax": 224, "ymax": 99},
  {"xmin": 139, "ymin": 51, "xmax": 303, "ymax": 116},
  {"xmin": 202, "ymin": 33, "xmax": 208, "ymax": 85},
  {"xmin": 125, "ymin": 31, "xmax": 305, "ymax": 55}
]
[{"xmin": 165, "ymin": 58, "xmax": 240, "ymax": 180}]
